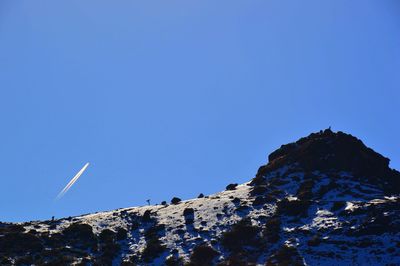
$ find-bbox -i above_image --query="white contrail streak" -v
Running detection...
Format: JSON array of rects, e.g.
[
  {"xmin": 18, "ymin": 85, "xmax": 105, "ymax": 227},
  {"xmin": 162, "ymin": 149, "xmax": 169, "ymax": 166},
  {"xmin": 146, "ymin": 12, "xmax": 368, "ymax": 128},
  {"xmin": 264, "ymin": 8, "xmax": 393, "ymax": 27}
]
[{"xmin": 56, "ymin": 163, "xmax": 90, "ymax": 200}]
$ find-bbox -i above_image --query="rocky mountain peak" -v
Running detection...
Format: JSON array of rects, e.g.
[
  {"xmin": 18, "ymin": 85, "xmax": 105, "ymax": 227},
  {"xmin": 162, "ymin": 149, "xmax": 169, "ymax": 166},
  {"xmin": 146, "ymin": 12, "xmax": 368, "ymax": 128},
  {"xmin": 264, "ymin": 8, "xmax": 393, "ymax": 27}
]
[{"xmin": 253, "ymin": 129, "xmax": 400, "ymax": 194}]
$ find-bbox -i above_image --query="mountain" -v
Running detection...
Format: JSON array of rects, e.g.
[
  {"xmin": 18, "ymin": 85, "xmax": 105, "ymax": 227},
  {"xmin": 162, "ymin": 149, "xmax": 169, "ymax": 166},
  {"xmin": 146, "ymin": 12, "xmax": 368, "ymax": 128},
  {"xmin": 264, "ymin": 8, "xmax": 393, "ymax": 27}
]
[{"xmin": 1, "ymin": 129, "xmax": 399, "ymax": 265}]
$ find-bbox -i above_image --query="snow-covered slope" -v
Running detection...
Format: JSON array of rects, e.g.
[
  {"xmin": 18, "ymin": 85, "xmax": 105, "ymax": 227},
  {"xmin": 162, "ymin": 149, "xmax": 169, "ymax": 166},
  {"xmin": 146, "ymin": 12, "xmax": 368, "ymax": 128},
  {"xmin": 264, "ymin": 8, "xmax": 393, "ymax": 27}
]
[{"xmin": 1, "ymin": 129, "xmax": 399, "ymax": 265}]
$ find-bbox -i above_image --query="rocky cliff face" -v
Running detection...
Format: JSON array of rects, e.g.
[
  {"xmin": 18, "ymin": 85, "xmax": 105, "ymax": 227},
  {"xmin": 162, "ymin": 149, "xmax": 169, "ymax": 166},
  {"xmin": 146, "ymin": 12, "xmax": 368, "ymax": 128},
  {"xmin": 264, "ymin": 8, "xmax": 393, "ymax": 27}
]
[{"xmin": 1, "ymin": 130, "xmax": 399, "ymax": 265}]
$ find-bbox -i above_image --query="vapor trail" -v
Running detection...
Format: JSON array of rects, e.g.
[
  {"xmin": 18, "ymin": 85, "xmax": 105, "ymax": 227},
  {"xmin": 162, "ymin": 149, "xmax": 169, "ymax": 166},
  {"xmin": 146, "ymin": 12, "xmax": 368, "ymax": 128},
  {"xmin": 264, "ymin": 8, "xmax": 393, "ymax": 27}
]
[{"xmin": 56, "ymin": 163, "xmax": 90, "ymax": 200}]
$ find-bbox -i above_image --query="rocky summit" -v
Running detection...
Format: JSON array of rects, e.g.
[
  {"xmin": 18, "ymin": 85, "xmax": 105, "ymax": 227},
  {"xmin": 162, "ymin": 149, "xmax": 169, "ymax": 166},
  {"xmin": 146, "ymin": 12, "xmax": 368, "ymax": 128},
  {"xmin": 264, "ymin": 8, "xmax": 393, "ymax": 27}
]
[{"xmin": 1, "ymin": 130, "xmax": 399, "ymax": 265}]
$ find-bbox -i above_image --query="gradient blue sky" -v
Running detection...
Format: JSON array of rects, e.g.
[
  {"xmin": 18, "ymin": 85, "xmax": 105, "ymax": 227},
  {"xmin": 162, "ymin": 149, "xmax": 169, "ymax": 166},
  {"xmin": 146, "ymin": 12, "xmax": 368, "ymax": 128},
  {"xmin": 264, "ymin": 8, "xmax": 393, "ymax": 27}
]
[{"xmin": 1, "ymin": 1, "xmax": 399, "ymax": 222}]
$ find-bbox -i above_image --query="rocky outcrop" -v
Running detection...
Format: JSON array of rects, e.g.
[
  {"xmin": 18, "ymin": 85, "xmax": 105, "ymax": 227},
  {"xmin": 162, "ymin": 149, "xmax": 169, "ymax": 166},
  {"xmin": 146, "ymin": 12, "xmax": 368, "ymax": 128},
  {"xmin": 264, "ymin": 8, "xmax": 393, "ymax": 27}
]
[{"xmin": 253, "ymin": 129, "xmax": 400, "ymax": 194}]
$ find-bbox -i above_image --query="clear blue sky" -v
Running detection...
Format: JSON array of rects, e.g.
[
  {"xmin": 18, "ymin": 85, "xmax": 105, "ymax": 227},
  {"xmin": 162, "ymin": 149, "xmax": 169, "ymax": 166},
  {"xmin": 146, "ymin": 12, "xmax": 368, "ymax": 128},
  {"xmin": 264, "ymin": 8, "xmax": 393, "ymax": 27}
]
[{"xmin": 1, "ymin": 1, "xmax": 399, "ymax": 222}]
